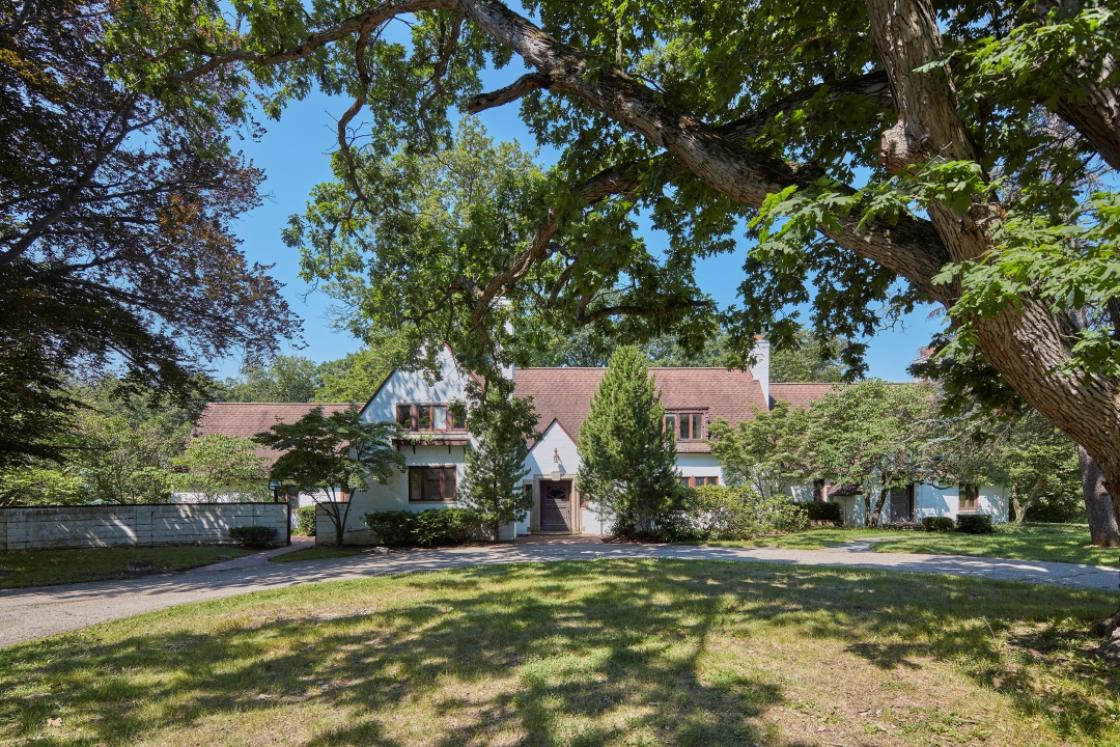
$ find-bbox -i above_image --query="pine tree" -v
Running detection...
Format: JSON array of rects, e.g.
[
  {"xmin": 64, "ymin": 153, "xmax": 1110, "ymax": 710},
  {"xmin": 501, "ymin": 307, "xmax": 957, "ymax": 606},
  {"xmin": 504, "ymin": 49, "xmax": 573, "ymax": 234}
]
[
  {"xmin": 577, "ymin": 346, "xmax": 680, "ymax": 537},
  {"xmin": 459, "ymin": 376, "xmax": 538, "ymax": 541}
]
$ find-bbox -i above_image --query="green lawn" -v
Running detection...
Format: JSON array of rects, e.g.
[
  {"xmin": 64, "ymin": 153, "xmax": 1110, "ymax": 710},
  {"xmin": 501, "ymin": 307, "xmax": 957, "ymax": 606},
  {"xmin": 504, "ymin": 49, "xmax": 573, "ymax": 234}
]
[
  {"xmin": 719, "ymin": 523, "xmax": 1120, "ymax": 567},
  {"xmin": 0, "ymin": 545, "xmax": 252, "ymax": 588},
  {"xmin": 2, "ymin": 560, "xmax": 1117, "ymax": 745},
  {"xmin": 269, "ymin": 545, "xmax": 365, "ymax": 563}
]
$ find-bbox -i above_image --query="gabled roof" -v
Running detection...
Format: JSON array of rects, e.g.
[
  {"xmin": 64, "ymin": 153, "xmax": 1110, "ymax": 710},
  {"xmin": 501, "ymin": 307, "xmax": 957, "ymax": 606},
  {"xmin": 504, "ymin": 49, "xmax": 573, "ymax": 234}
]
[
  {"xmin": 513, "ymin": 367, "xmax": 768, "ymax": 451},
  {"xmin": 768, "ymin": 383, "xmax": 848, "ymax": 410},
  {"xmin": 192, "ymin": 402, "xmax": 356, "ymax": 467}
]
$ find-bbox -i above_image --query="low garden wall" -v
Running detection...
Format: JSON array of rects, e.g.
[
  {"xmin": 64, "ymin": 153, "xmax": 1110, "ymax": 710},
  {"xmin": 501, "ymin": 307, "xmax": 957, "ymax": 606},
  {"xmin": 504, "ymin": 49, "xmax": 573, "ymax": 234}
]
[{"xmin": 0, "ymin": 502, "xmax": 289, "ymax": 551}]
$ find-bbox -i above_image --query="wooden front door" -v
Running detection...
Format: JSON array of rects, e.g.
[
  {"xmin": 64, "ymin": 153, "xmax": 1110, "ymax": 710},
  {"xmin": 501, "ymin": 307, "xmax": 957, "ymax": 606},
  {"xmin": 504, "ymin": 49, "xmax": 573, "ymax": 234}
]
[
  {"xmin": 539, "ymin": 480, "xmax": 572, "ymax": 532},
  {"xmin": 889, "ymin": 485, "xmax": 914, "ymax": 522}
]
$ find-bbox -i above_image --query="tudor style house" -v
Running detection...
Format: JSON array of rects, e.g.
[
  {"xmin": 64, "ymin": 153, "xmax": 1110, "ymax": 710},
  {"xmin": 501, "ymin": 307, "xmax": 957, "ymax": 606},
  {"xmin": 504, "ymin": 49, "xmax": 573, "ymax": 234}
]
[{"xmin": 189, "ymin": 341, "xmax": 1009, "ymax": 541}]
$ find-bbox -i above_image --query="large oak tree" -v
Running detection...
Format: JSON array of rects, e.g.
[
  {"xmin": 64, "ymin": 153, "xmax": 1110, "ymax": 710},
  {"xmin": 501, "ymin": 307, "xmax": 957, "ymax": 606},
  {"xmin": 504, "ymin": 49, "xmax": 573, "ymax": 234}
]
[{"xmin": 126, "ymin": 0, "xmax": 1120, "ymax": 543}]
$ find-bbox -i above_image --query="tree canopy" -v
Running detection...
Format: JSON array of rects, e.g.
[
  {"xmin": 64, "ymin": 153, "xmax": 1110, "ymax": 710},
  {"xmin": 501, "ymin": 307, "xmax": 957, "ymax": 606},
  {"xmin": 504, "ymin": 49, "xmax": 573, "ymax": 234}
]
[{"xmin": 0, "ymin": 0, "xmax": 296, "ymax": 467}]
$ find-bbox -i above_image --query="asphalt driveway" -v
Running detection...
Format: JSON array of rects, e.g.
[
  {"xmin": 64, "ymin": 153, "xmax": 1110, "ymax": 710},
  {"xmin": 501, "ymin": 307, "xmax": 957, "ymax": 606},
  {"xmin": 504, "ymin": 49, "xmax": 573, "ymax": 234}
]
[{"xmin": 2, "ymin": 540, "xmax": 1117, "ymax": 647}]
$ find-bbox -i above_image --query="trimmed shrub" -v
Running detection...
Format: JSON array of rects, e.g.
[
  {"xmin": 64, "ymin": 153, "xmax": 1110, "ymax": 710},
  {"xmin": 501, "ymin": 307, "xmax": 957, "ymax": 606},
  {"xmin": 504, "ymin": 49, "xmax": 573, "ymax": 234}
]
[
  {"xmin": 295, "ymin": 505, "xmax": 317, "ymax": 536},
  {"xmin": 412, "ymin": 508, "xmax": 481, "ymax": 547},
  {"xmin": 662, "ymin": 485, "xmax": 810, "ymax": 541},
  {"xmin": 957, "ymin": 513, "xmax": 994, "ymax": 534},
  {"xmin": 802, "ymin": 500, "xmax": 842, "ymax": 524},
  {"xmin": 228, "ymin": 526, "xmax": 278, "ymax": 548},
  {"xmin": 364, "ymin": 509, "xmax": 482, "ymax": 547},
  {"xmin": 922, "ymin": 516, "xmax": 955, "ymax": 533},
  {"xmin": 364, "ymin": 511, "xmax": 417, "ymax": 547}
]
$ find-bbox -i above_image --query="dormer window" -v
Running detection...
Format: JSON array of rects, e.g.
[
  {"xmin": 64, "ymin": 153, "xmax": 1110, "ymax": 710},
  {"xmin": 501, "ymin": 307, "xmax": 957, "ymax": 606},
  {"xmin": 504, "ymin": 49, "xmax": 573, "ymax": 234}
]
[
  {"xmin": 395, "ymin": 404, "xmax": 461, "ymax": 431},
  {"xmin": 664, "ymin": 410, "xmax": 705, "ymax": 441}
]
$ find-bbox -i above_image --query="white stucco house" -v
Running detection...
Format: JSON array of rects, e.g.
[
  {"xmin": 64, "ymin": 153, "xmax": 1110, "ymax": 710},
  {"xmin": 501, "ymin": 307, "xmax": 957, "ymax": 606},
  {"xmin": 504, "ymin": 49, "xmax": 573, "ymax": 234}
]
[{"xmin": 187, "ymin": 342, "xmax": 1009, "ymax": 542}]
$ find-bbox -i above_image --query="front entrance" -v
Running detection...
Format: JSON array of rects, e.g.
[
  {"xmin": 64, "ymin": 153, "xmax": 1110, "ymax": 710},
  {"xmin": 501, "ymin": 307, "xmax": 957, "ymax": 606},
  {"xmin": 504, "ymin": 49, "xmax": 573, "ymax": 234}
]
[
  {"xmin": 539, "ymin": 479, "xmax": 573, "ymax": 532},
  {"xmin": 889, "ymin": 484, "xmax": 914, "ymax": 522}
]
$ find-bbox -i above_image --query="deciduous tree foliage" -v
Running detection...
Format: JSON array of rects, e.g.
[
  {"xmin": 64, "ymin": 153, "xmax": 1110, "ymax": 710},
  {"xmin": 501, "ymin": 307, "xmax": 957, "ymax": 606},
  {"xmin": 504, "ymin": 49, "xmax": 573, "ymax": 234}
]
[
  {"xmin": 801, "ymin": 381, "xmax": 941, "ymax": 527},
  {"xmin": 122, "ymin": 0, "xmax": 1120, "ymax": 542},
  {"xmin": 457, "ymin": 376, "xmax": 537, "ymax": 540},
  {"xmin": 173, "ymin": 434, "xmax": 269, "ymax": 502},
  {"xmin": 256, "ymin": 406, "xmax": 403, "ymax": 544},
  {"xmin": 710, "ymin": 401, "xmax": 816, "ymax": 498},
  {"xmin": 0, "ymin": 0, "xmax": 295, "ymax": 467},
  {"xmin": 576, "ymin": 346, "xmax": 679, "ymax": 536}
]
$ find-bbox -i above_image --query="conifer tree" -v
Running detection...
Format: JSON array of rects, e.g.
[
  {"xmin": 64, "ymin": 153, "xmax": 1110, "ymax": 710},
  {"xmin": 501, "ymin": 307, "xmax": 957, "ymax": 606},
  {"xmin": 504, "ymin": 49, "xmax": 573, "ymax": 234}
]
[
  {"xmin": 459, "ymin": 376, "xmax": 538, "ymax": 541},
  {"xmin": 577, "ymin": 346, "xmax": 679, "ymax": 537}
]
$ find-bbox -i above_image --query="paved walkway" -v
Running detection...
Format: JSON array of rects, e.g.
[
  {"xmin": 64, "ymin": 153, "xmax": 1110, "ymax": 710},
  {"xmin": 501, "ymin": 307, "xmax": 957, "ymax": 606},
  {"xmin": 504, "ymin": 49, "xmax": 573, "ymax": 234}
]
[{"xmin": 1, "ymin": 541, "xmax": 1117, "ymax": 647}]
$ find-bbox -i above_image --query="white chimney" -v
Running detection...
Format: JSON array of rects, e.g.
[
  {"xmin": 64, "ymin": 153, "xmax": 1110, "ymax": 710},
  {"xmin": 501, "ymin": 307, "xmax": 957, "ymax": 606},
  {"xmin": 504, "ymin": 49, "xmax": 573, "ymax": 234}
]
[{"xmin": 749, "ymin": 336, "xmax": 770, "ymax": 407}]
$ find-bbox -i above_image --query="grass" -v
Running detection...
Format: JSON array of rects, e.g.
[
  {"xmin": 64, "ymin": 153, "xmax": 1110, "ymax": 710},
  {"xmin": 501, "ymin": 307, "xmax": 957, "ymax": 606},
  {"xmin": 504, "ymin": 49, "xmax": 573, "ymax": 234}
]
[
  {"xmin": 719, "ymin": 523, "xmax": 1120, "ymax": 567},
  {"xmin": 0, "ymin": 545, "xmax": 252, "ymax": 588},
  {"xmin": 269, "ymin": 545, "xmax": 365, "ymax": 563},
  {"xmin": 2, "ymin": 559, "xmax": 1117, "ymax": 745}
]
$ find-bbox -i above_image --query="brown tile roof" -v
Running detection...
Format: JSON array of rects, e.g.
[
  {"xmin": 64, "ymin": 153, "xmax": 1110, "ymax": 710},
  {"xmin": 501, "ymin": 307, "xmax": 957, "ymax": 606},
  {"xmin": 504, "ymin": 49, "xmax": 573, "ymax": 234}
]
[
  {"xmin": 768, "ymin": 383, "xmax": 848, "ymax": 410},
  {"xmin": 513, "ymin": 367, "xmax": 768, "ymax": 452},
  {"xmin": 192, "ymin": 402, "xmax": 356, "ymax": 467}
]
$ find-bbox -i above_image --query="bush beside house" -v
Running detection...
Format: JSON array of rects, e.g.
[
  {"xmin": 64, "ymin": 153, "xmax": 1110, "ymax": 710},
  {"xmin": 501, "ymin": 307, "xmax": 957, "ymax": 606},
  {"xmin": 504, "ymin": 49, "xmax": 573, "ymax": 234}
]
[
  {"xmin": 662, "ymin": 485, "xmax": 809, "ymax": 541},
  {"xmin": 957, "ymin": 513, "xmax": 995, "ymax": 534},
  {"xmin": 295, "ymin": 505, "xmax": 316, "ymax": 536},
  {"xmin": 923, "ymin": 516, "xmax": 955, "ymax": 532},
  {"xmin": 364, "ymin": 509, "xmax": 482, "ymax": 547}
]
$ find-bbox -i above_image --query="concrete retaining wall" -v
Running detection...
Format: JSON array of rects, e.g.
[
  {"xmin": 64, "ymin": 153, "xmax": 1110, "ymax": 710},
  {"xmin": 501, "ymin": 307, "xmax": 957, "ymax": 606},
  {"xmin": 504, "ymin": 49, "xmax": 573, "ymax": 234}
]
[{"xmin": 0, "ymin": 503, "xmax": 288, "ymax": 551}]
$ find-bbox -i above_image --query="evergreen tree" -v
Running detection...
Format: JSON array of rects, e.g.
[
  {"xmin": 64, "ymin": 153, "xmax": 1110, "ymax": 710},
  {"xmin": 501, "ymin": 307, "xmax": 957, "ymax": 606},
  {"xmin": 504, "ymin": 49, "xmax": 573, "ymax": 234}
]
[
  {"xmin": 577, "ymin": 346, "xmax": 680, "ymax": 537},
  {"xmin": 458, "ymin": 376, "xmax": 538, "ymax": 541}
]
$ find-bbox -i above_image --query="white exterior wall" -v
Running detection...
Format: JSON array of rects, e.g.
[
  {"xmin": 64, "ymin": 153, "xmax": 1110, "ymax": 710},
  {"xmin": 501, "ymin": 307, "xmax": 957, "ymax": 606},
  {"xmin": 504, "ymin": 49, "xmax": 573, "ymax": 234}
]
[
  {"xmin": 836, "ymin": 484, "xmax": 1010, "ymax": 527},
  {"xmin": 360, "ymin": 346, "xmax": 471, "ymax": 425},
  {"xmin": 675, "ymin": 453, "xmax": 723, "ymax": 480},
  {"xmin": 523, "ymin": 421, "xmax": 582, "ymax": 534},
  {"xmin": 913, "ymin": 484, "xmax": 1009, "ymax": 523},
  {"xmin": 325, "ymin": 346, "xmax": 482, "ymax": 544},
  {"xmin": 334, "ymin": 444, "xmax": 469, "ymax": 544}
]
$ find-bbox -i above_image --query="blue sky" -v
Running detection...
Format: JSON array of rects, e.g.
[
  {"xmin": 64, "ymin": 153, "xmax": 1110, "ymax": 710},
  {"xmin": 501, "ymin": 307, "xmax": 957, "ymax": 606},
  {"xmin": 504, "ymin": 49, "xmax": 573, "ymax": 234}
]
[{"xmin": 222, "ymin": 78, "xmax": 943, "ymax": 382}]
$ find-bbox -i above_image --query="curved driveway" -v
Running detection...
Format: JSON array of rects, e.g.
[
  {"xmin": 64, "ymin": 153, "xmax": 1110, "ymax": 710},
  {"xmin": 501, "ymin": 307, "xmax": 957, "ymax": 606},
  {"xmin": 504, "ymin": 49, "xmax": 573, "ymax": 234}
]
[{"xmin": 2, "ymin": 541, "xmax": 1117, "ymax": 647}]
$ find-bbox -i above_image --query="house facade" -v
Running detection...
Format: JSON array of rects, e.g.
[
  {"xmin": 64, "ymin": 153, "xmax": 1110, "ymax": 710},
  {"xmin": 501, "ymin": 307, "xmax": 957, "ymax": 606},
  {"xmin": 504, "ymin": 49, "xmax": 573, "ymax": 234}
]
[
  {"xmin": 329, "ymin": 344, "xmax": 1007, "ymax": 543},
  {"xmin": 187, "ymin": 344, "xmax": 1009, "ymax": 541}
]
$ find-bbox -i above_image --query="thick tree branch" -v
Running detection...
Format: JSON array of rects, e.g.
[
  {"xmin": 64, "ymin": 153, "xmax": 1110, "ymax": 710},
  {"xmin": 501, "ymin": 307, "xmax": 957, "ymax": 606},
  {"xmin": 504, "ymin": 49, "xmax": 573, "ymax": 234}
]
[
  {"xmin": 454, "ymin": 0, "xmax": 949, "ymax": 299},
  {"xmin": 463, "ymin": 72, "xmax": 552, "ymax": 113},
  {"xmin": 717, "ymin": 70, "xmax": 894, "ymax": 141}
]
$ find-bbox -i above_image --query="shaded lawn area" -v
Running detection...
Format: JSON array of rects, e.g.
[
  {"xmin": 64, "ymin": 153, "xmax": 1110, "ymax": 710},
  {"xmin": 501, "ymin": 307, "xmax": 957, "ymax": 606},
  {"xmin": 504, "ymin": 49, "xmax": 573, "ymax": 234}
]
[
  {"xmin": 722, "ymin": 523, "xmax": 1120, "ymax": 567},
  {"xmin": 0, "ymin": 545, "xmax": 252, "ymax": 589},
  {"xmin": 2, "ymin": 560, "xmax": 1117, "ymax": 746},
  {"xmin": 270, "ymin": 545, "xmax": 365, "ymax": 564}
]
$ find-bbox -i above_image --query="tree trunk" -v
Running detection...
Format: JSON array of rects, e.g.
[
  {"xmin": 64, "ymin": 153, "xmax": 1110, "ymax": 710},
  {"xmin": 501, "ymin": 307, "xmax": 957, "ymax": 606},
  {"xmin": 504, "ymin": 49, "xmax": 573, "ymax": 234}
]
[
  {"xmin": 1079, "ymin": 447, "xmax": 1120, "ymax": 547},
  {"xmin": 863, "ymin": 493, "xmax": 873, "ymax": 527},
  {"xmin": 1034, "ymin": 0, "xmax": 1120, "ymax": 170},
  {"xmin": 865, "ymin": 0, "xmax": 1120, "ymax": 545},
  {"xmin": 1010, "ymin": 485, "xmax": 1026, "ymax": 524},
  {"xmin": 869, "ymin": 488, "xmax": 889, "ymax": 528}
]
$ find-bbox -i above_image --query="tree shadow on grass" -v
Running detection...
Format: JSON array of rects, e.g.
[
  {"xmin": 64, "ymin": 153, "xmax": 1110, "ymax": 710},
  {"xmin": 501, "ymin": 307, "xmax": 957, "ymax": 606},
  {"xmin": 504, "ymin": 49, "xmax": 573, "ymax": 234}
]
[{"xmin": 0, "ymin": 559, "xmax": 1114, "ymax": 745}]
